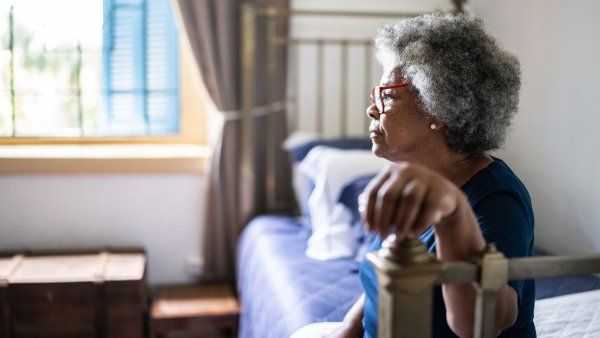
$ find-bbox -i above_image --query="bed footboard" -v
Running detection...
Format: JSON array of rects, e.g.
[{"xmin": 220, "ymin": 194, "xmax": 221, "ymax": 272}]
[{"xmin": 366, "ymin": 235, "xmax": 600, "ymax": 338}]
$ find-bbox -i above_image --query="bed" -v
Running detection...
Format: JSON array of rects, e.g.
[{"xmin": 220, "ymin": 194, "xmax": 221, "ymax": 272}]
[
  {"xmin": 237, "ymin": 214, "xmax": 600, "ymax": 338},
  {"xmin": 236, "ymin": 3, "xmax": 600, "ymax": 338}
]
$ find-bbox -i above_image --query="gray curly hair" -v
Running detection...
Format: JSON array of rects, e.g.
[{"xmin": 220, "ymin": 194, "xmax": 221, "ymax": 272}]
[{"xmin": 375, "ymin": 13, "xmax": 521, "ymax": 155}]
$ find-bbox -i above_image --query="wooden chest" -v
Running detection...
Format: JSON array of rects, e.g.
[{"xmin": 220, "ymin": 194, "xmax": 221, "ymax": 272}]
[{"xmin": 0, "ymin": 250, "xmax": 147, "ymax": 338}]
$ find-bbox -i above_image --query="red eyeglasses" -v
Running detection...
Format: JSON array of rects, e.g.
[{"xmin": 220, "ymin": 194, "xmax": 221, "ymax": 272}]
[{"xmin": 370, "ymin": 82, "xmax": 411, "ymax": 113}]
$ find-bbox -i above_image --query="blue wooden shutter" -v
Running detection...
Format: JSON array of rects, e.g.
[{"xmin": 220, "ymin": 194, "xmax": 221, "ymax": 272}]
[{"xmin": 103, "ymin": 0, "xmax": 179, "ymax": 135}]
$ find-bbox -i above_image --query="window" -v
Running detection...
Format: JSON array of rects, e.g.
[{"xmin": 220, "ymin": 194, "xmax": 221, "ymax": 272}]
[{"xmin": 0, "ymin": 0, "xmax": 180, "ymax": 138}]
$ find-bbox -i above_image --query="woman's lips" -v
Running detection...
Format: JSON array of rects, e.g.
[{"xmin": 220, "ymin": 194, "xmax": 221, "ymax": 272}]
[{"xmin": 370, "ymin": 131, "xmax": 383, "ymax": 138}]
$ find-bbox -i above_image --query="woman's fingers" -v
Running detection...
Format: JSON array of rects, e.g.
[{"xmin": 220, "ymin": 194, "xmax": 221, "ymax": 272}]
[
  {"xmin": 372, "ymin": 176, "xmax": 404, "ymax": 235},
  {"xmin": 362, "ymin": 162, "xmax": 461, "ymax": 239},
  {"xmin": 411, "ymin": 190, "xmax": 444, "ymax": 234},
  {"xmin": 360, "ymin": 168, "xmax": 391, "ymax": 230},
  {"xmin": 413, "ymin": 185, "xmax": 459, "ymax": 232},
  {"xmin": 392, "ymin": 179, "xmax": 427, "ymax": 239}
]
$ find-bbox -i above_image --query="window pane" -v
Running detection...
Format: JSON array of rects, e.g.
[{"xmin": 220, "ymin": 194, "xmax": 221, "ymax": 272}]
[
  {"xmin": 0, "ymin": 49, "xmax": 13, "ymax": 136},
  {"xmin": 0, "ymin": 0, "xmax": 103, "ymax": 137},
  {"xmin": 80, "ymin": 51, "xmax": 103, "ymax": 136},
  {"xmin": 0, "ymin": 0, "xmax": 179, "ymax": 138},
  {"xmin": 15, "ymin": 93, "xmax": 80, "ymax": 137},
  {"xmin": 11, "ymin": 46, "xmax": 80, "ymax": 136}
]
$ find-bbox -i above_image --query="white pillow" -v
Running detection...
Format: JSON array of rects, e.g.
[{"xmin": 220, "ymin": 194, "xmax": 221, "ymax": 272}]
[
  {"xmin": 299, "ymin": 146, "xmax": 387, "ymax": 260},
  {"xmin": 282, "ymin": 131, "xmax": 320, "ymax": 222},
  {"xmin": 282, "ymin": 131, "xmax": 319, "ymax": 150},
  {"xmin": 305, "ymin": 204, "xmax": 355, "ymax": 260}
]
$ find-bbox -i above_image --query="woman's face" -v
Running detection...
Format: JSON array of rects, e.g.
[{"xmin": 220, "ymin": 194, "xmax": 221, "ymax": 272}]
[{"xmin": 367, "ymin": 68, "xmax": 438, "ymax": 162}]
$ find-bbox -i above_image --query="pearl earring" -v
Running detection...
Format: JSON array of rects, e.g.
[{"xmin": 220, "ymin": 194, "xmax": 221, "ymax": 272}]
[{"xmin": 430, "ymin": 123, "xmax": 438, "ymax": 130}]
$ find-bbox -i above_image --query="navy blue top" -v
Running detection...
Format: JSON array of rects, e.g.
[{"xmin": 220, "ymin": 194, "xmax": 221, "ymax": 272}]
[{"xmin": 359, "ymin": 158, "xmax": 536, "ymax": 337}]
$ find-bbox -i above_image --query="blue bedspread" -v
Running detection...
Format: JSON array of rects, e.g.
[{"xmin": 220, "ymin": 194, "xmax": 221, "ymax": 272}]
[
  {"xmin": 237, "ymin": 215, "xmax": 363, "ymax": 338},
  {"xmin": 237, "ymin": 215, "xmax": 600, "ymax": 338}
]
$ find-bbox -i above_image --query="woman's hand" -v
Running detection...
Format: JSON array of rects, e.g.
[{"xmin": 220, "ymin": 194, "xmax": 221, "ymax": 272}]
[
  {"xmin": 323, "ymin": 322, "xmax": 363, "ymax": 338},
  {"xmin": 323, "ymin": 294, "xmax": 364, "ymax": 338},
  {"xmin": 359, "ymin": 162, "xmax": 464, "ymax": 240}
]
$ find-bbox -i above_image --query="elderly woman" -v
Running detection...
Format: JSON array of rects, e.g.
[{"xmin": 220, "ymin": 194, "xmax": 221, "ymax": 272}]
[{"xmin": 292, "ymin": 12, "xmax": 534, "ymax": 338}]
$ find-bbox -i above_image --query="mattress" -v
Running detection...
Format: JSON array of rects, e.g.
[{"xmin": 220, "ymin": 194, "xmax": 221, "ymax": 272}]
[
  {"xmin": 236, "ymin": 215, "xmax": 363, "ymax": 338},
  {"xmin": 535, "ymin": 289, "xmax": 600, "ymax": 337}
]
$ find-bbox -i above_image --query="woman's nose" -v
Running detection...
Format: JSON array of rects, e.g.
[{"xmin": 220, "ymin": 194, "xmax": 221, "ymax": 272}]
[{"xmin": 367, "ymin": 104, "xmax": 380, "ymax": 120}]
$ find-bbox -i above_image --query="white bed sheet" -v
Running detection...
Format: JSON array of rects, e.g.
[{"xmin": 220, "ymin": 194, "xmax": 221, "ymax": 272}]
[{"xmin": 535, "ymin": 289, "xmax": 600, "ymax": 337}]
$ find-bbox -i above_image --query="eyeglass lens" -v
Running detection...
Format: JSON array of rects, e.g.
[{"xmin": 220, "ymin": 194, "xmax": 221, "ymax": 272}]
[{"xmin": 372, "ymin": 87, "xmax": 383, "ymax": 112}]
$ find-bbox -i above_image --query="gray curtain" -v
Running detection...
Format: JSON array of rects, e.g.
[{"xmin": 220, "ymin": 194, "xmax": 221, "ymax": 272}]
[{"xmin": 173, "ymin": 0, "xmax": 293, "ymax": 282}]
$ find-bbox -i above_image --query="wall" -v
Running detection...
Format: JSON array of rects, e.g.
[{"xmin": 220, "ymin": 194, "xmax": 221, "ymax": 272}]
[
  {"xmin": 472, "ymin": 0, "xmax": 600, "ymax": 254},
  {"xmin": 0, "ymin": 174, "xmax": 204, "ymax": 284}
]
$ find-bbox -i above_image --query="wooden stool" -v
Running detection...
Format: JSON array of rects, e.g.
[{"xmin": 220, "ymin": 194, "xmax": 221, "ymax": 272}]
[{"xmin": 151, "ymin": 284, "xmax": 239, "ymax": 338}]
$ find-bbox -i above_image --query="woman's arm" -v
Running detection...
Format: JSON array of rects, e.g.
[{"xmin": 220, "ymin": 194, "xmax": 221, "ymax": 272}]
[
  {"xmin": 326, "ymin": 293, "xmax": 365, "ymax": 338},
  {"xmin": 435, "ymin": 194, "xmax": 518, "ymax": 337},
  {"xmin": 362, "ymin": 163, "xmax": 518, "ymax": 337}
]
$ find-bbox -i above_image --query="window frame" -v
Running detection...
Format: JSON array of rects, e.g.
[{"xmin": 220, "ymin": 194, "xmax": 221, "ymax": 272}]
[
  {"xmin": 0, "ymin": 0, "xmax": 203, "ymax": 147},
  {"xmin": 0, "ymin": 33, "xmax": 210, "ymax": 174}
]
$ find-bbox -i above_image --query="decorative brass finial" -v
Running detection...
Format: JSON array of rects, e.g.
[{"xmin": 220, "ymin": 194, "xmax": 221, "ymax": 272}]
[{"xmin": 380, "ymin": 233, "xmax": 432, "ymax": 265}]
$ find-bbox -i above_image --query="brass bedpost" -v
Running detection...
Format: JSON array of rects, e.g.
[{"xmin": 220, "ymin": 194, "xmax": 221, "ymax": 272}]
[
  {"xmin": 265, "ymin": 7, "xmax": 278, "ymax": 211},
  {"xmin": 316, "ymin": 40, "xmax": 325, "ymax": 134},
  {"xmin": 367, "ymin": 234, "xmax": 501, "ymax": 338},
  {"xmin": 366, "ymin": 234, "xmax": 443, "ymax": 338},
  {"xmin": 363, "ymin": 41, "xmax": 373, "ymax": 132},
  {"xmin": 240, "ymin": 2, "xmax": 257, "ymax": 221}
]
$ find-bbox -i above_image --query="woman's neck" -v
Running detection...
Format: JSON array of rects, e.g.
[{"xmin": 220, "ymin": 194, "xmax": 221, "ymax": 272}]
[
  {"xmin": 400, "ymin": 150, "xmax": 493, "ymax": 188},
  {"xmin": 436, "ymin": 153, "xmax": 493, "ymax": 188}
]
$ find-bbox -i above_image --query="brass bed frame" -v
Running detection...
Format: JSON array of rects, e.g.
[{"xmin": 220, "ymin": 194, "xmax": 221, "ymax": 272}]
[{"xmin": 240, "ymin": 3, "xmax": 600, "ymax": 337}]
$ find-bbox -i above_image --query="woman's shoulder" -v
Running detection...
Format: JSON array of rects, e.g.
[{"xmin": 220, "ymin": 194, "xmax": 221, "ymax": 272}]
[
  {"xmin": 463, "ymin": 157, "xmax": 533, "ymax": 215},
  {"xmin": 467, "ymin": 158, "xmax": 535, "ymax": 258}
]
